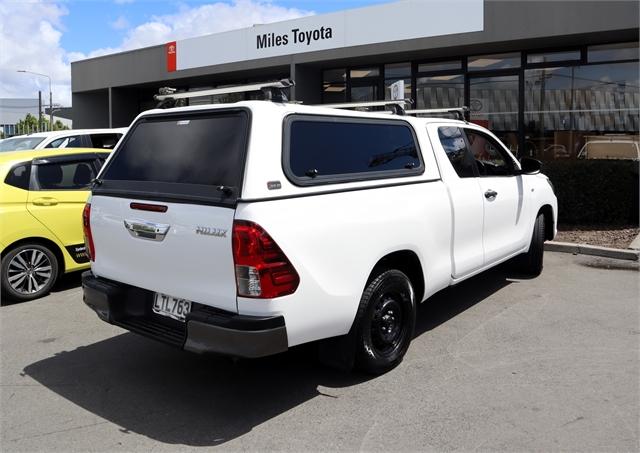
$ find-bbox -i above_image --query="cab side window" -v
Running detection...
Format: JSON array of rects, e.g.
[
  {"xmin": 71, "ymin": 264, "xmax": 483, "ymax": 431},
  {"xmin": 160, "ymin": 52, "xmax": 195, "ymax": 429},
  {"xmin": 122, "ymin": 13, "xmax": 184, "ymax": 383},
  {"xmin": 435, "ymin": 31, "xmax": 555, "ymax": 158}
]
[
  {"xmin": 35, "ymin": 161, "xmax": 96, "ymax": 190},
  {"xmin": 44, "ymin": 135, "xmax": 84, "ymax": 149},
  {"xmin": 90, "ymin": 133, "xmax": 121, "ymax": 149},
  {"xmin": 464, "ymin": 129, "xmax": 515, "ymax": 176},
  {"xmin": 437, "ymin": 127, "xmax": 476, "ymax": 178}
]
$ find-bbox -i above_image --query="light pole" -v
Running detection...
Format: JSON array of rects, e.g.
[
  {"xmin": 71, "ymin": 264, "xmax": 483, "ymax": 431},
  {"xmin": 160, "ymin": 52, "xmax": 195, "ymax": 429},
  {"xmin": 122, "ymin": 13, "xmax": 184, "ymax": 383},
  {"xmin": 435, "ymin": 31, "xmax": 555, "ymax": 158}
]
[{"xmin": 17, "ymin": 70, "xmax": 53, "ymax": 130}]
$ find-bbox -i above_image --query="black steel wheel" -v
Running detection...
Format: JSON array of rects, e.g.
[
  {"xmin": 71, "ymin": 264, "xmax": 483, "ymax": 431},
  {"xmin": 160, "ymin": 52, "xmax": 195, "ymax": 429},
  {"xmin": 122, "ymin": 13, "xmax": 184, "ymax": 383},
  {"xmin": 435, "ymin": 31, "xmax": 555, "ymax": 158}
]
[
  {"xmin": 354, "ymin": 269, "xmax": 415, "ymax": 374},
  {"xmin": 1, "ymin": 243, "xmax": 59, "ymax": 302}
]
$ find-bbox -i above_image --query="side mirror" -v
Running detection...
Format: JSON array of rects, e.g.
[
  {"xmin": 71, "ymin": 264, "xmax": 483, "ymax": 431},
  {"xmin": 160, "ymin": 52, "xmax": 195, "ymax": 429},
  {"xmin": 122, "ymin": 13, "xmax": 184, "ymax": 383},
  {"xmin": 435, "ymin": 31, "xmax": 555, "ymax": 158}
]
[{"xmin": 519, "ymin": 157, "xmax": 542, "ymax": 175}]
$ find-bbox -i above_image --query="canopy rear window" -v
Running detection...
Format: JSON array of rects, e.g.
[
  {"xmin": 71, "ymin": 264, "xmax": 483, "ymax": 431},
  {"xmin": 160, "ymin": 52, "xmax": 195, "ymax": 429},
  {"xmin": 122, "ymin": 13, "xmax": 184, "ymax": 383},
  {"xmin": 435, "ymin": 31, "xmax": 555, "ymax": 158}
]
[{"xmin": 97, "ymin": 109, "xmax": 249, "ymax": 205}]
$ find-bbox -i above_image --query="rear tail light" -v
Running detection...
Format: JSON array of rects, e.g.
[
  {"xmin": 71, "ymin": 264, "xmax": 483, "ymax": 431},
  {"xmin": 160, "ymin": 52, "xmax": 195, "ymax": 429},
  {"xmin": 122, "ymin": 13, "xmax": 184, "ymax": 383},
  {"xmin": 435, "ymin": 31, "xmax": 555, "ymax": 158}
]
[
  {"xmin": 82, "ymin": 203, "xmax": 95, "ymax": 261},
  {"xmin": 232, "ymin": 220, "xmax": 299, "ymax": 298}
]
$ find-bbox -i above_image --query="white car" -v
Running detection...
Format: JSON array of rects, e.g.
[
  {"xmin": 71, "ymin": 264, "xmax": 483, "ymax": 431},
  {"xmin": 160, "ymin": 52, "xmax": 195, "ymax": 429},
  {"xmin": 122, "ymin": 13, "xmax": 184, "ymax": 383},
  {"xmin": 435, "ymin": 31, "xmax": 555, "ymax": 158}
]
[
  {"xmin": 81, "ymin": 97, "xmax": 557, "ymax": 374},
  {"xmin": 0, "ymin": 128, "xmax": 127, "ymax": 152}
]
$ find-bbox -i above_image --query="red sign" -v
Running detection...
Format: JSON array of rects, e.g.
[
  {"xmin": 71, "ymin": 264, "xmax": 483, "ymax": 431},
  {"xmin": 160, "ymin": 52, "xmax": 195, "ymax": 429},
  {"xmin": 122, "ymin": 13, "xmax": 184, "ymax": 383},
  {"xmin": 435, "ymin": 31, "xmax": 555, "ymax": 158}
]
[
  {"xmin": 470, "ymin": 119, "xmax": 489, "ymax": 129},
  {"xmin": 166, "ymin": 41, "xmax": 177, "ymax": 72}
]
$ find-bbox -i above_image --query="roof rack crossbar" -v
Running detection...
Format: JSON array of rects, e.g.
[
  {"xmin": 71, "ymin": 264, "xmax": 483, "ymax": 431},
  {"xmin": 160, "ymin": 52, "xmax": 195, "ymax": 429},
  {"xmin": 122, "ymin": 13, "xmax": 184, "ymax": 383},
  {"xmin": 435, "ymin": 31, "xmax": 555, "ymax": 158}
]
[
  {"xmin": 405, "ymin": 106, "xmax": 470, "ymax": 121},
  {"xmin": 154, "ymin": 79, "xmax": 295, "ymax": 108},
  {"xmin": 315, "ymin": 99, "xmax": 413, "ymax": 115}
]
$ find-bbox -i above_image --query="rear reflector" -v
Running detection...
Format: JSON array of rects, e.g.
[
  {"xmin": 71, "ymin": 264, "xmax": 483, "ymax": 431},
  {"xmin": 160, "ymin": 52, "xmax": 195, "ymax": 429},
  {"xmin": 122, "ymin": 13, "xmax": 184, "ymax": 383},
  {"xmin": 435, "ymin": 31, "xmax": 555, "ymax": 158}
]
[
  {"xmin": 232, "ymin": 220, "xmax": 299, "ymax": 298},
  {"xmin": 130, "ymin": 202, "xmax": 168, "ymax": 213},
  {"xmin": 82, "ymin": 203, "xmax": 95, "ymax": 261}
]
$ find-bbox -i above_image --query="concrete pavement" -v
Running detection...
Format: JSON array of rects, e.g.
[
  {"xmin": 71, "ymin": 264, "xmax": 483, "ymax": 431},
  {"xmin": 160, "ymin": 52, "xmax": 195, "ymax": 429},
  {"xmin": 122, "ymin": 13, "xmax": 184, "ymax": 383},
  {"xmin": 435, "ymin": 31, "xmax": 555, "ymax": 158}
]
[{"xmin": 1, "ymin": 252, "xmax": 638, "ymax": 452}]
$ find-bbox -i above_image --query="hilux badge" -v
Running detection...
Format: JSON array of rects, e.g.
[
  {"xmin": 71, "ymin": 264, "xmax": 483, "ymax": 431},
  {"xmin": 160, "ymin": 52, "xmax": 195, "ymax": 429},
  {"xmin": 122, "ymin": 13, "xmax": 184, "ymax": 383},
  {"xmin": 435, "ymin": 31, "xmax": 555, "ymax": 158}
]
[{"xmin": 195, "ymin": 226, "xmax": 227, "ymax": 237}]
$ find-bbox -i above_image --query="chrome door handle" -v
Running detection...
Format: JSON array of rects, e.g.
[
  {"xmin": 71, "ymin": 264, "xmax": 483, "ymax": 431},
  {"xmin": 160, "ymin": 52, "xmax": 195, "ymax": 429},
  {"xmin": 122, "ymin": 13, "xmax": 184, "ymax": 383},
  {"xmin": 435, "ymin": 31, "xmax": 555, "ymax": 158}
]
[
  {"xmin": 484, "ymin": 190, "xmax": 498, "ymax": 200},
  {"xmin": 124, "ymin": 219, "xmax": 170, "ymax": 241}
]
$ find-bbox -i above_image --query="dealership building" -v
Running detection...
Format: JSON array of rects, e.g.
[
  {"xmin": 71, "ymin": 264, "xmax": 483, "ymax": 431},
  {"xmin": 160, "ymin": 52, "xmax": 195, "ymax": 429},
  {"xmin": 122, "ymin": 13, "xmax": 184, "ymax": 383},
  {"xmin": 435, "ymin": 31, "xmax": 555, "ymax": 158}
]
[{"xmin": 71, "ymin": 0, "xmax": 639, "ymax": 161}]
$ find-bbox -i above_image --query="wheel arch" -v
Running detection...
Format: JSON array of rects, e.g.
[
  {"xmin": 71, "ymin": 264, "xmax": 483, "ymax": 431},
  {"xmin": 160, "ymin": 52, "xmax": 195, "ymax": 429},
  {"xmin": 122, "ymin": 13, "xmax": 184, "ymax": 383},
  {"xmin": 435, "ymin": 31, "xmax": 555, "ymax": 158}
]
[
  {"xmin": 1, "ymin": 237, "xmax": 66, "ymax": 274},
  {"xmin": 367, "ymin": 249, "xmax": 425, "ymax": 303}
]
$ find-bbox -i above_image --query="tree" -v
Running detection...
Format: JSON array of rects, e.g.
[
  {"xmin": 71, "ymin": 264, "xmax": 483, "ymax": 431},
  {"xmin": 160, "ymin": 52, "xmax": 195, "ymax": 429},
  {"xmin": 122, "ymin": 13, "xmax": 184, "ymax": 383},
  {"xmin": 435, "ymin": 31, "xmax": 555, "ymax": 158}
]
[
  {"xmin": 15, "ymin": 113, "xmax": 40, "ymax": 134},
  {"xmin": 14, "ymin": 113, "xmax": 69, "ymax": 134},
  {"xmin": 52, "ymin": 119, "xmax": 69, "ymax": 131}
]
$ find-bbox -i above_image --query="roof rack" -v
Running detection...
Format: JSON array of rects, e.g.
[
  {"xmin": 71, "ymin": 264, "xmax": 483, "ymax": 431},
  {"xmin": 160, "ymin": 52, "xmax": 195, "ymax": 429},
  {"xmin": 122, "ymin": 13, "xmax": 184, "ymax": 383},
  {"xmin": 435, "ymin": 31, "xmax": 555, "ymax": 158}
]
[
  {"xmin": 154, "ymin": 79, "xmax": 295, "ymax": 108},
  {"xmin": 316, "ymin": 99, "xmax": 413, "ymax": 115},
  {"xmin": 405, "ymin": 106, "xmax": 470, "ymax": 122}
]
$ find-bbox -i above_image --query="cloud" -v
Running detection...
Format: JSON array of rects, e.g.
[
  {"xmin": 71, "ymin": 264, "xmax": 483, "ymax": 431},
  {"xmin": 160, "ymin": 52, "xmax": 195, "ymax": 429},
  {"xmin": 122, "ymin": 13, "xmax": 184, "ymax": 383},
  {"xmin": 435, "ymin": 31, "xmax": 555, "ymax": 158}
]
[
  {"xmin": 110, "ymin": 15, "xmax": 129, "ymax": 30},
  {"xmin": 1, "ymin": 0, "xmax": 313, "ymax": 110},
  {"xmin": 0, "ymin": 1, "xmax": 73, "ymax": 106},
  {"xmin": 80, "ymin": 0, "xmax": 313, "ymax": 59}
]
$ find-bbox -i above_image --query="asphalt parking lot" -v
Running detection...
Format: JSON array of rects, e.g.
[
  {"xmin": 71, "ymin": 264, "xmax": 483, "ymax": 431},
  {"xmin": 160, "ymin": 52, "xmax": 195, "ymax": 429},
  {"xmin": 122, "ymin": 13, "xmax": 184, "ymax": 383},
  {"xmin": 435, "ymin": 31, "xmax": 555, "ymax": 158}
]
[{"xmin": 1, "ymin": 251, "xmax": 638, "ymax": 452}]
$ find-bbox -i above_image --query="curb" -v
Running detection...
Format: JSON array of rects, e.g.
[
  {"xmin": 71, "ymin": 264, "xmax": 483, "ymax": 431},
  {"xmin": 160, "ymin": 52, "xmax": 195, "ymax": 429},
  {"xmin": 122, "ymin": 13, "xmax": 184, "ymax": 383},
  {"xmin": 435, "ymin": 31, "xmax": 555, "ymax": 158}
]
[{"xmin": 545, "ymin": 241, "xmax": 639, "ymax": 261}]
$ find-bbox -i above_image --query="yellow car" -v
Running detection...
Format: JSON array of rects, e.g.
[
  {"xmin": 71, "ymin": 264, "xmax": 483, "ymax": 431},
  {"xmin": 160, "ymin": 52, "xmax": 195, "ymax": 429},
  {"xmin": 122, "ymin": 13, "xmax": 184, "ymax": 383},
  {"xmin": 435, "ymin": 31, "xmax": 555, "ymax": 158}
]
[{"xmin": 1, "ymin": 148, "xmax": 110, "ymax": 301}]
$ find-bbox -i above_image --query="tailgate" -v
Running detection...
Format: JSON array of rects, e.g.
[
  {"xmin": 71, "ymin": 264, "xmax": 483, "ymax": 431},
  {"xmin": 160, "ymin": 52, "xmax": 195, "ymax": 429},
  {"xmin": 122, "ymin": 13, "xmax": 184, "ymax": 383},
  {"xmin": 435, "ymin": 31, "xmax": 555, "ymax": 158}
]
[
  {"xmin": 87, "ymin": 108, "xmax": 251, "ymax": 314},
  {"xmin": 90, "ymin": 195, "xmax": 237, "ymax": 312}
]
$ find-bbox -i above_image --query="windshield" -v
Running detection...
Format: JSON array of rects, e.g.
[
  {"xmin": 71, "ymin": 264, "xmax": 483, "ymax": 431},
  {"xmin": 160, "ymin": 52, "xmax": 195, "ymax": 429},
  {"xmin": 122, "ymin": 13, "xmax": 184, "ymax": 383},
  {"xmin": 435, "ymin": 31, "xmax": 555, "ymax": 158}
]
[{"xmin": 0, "ymin": 136, "xmax": 45, "ymax": 151}]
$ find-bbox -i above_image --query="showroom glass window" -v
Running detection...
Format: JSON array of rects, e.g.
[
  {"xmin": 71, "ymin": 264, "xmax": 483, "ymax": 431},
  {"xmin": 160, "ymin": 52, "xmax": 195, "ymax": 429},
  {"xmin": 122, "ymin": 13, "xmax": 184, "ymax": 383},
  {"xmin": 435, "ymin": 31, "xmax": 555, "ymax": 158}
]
[
  {"xmin": 524, "ymin": 43, "xmax": 639, "ymax": 161},
  {"xmin": 384, "ymin": 63, "xmax": 411, "ymax": 101},
  {"xmin": 323, "ymin": 69, "xmax": 347, "ymax": 103},
  {"xmin": 467, "ymin": 53, "xmax": 521, "ymax": 155},
  {"xmin": 415, "ymin": 60, "xmax": 464, "ymax": 118},
  {"xmin": 350, "ymin": 66, "xmax": 381, "ymax": 102},
  {"xmin": 469, "ymin": 75, "xmax": 520, "ymax": 155}
]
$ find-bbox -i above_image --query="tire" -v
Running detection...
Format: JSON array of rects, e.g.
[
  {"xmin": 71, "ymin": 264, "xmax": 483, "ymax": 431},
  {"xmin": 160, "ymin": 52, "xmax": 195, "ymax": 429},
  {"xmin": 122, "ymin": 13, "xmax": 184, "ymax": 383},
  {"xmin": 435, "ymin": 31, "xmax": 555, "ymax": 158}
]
[
  {"xmin": 353, "ymin": 269, "xmax": 416, "ymax": 374},
  {"xmin": 519, "ymin": 213, "xmax": 545, "ymax": 276},
  {"xmin": 1, "ymin": 243, "xmax": 59, "ymax": 302}
]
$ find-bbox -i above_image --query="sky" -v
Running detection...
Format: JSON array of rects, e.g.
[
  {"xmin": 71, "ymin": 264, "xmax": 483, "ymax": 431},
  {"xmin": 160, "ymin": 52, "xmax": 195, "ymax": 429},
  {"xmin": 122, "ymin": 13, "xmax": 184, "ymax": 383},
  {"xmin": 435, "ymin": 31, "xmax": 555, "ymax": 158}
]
[{"xmin": 0, "ymin": 0, "xmax": 392, "ymax": 108}]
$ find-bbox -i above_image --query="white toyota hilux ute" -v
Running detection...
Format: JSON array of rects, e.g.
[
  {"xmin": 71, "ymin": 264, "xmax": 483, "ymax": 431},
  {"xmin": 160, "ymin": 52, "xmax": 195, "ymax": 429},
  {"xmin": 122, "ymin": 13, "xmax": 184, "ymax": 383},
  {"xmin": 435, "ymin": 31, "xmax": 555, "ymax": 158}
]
[{"xmin": 82, "ymin": 99, "xmax": 557, "ymax": 374}]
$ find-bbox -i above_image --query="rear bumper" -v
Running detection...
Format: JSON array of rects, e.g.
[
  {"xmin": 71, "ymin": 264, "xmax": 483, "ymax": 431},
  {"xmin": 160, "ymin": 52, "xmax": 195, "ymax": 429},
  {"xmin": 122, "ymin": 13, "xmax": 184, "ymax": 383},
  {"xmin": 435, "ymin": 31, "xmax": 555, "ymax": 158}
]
[{"xmin": 81, "ymin": 271, "xmax": 288, "ymax": 358}]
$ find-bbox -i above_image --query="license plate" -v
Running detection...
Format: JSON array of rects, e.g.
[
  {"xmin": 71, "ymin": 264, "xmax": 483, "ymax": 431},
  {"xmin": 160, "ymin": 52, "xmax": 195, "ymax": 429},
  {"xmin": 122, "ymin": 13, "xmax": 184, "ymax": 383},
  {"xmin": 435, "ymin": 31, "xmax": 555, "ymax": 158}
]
[{"xmin": 153, "ymin": 293, "xmax": 192, "ymax": 322}]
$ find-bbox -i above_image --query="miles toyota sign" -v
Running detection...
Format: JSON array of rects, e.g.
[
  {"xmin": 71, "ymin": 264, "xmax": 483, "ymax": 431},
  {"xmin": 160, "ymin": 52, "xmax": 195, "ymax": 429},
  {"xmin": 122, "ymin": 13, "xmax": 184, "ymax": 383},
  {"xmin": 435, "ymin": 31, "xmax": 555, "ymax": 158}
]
[{"xmin": 166, "ymin": 0, "xmax": 484, "ymax": 72}]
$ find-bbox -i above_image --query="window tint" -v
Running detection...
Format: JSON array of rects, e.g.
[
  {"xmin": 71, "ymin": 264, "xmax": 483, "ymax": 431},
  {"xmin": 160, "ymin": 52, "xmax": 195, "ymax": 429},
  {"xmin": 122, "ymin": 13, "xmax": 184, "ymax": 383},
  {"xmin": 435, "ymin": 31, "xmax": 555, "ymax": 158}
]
[
  {"xmin": 102, "ymin": 111, "xmax": 248, "ymax": 188},
  {"xmin": 464, "ymin": 129, "xmax": 514, "ymax": 176},
  {"xmin": 45, "ymin": 135, "xmax": 84, "ymax": 149},
  {"xmin": 287, "ymin": 118, "xmax": 421, "ymax": 183},
  {"xmin": 90, "ymin": 133, "xmax": 121, "ymax": 149},
  {"xmin": 437, "ymin": 127, "xmax": 476, "ymax": 178},
  {"xmin": 4, "ymin": 164, "xmax": 31, "ymax": 189},
  {"xmin": 35, "ymin": 161, "xmax": 96, "ymax": 190}
]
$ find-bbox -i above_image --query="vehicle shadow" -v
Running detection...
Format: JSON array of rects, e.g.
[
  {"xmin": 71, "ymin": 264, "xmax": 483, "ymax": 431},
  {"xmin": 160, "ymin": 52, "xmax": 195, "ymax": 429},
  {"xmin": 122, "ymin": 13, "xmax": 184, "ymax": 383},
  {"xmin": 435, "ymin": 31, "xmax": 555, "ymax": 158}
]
[
  {"xmin": 52, "ymin": 270, "xmax": 83, "ymax": 293},
  {"xmin": 23, "ymin": 264, "xmax": 520, "ymax": 447},
  {"xmin": 24, "ymin": 335, "xmax": 365, "ymax": 446},
  {"xmin": 414, "ymin": 263, "xmax": 518, "ymax": 337}
]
